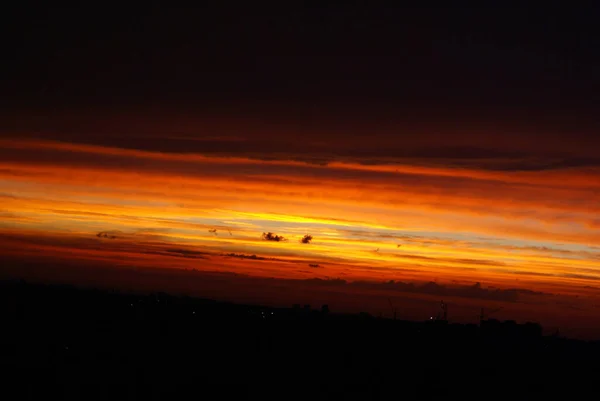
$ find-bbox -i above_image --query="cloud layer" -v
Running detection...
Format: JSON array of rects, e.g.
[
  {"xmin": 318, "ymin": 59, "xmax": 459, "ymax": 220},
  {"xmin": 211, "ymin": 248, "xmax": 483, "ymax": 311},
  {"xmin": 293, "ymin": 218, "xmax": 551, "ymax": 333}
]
[{"xmin": 1, "ymin": 116, "xmax": 600, "ymax": 337}]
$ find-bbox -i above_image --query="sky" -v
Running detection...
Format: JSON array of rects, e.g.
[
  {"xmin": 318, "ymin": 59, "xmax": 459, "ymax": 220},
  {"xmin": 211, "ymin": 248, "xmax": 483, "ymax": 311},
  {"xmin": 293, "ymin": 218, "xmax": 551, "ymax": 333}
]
[{"xmin": 1, "ymin": 4, "xmax": 600, "ymax": 338}]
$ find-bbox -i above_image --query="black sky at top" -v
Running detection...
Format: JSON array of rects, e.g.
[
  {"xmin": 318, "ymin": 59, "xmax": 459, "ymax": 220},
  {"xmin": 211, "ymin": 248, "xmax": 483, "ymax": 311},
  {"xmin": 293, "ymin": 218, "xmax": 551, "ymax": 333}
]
[{"xmin": 2, "ymin": 4, "xmax": 600, "ymax": 131}]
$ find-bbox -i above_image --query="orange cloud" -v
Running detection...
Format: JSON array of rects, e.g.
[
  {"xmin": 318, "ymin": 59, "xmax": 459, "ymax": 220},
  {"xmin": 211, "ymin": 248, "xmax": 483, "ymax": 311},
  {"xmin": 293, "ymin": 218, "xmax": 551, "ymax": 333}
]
[{"xmin": 1, "ymin": 137, "xmax": 600, "ymax": 306}]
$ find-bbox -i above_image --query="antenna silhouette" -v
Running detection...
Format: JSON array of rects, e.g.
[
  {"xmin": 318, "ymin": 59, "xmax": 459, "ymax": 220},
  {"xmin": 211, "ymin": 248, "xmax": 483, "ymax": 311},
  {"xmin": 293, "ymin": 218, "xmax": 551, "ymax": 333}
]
[
  {"xmin": 437, "ymin": 300, "xmax": 448, "ymax": 321},
  {"xmin": 388, "ymin": 298, "xmax": 397, "ymax": 320},
  {"xmin": 479, "ymin": 307, "xmax": 502, "ymax": 326}
]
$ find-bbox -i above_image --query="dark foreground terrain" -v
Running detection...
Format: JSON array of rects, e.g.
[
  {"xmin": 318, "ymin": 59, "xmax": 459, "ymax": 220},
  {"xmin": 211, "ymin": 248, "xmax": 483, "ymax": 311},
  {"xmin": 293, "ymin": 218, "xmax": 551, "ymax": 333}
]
[{"xmin": 1, "ymin": 280, "xmax": 599, "ymax": 400}]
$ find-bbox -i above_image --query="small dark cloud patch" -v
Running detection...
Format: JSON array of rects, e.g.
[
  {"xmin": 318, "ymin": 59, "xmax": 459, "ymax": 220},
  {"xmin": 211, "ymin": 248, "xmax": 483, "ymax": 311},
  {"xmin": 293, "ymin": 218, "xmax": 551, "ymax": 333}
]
[
  {"xmin": 394, "ymin": 253, "xmax": 505, "ymax": 267},
  {"xmin": 135, "ymin": 227, "xmax": 169, "ymax": 235},
  {"xmin": 454, "ymin": 258, "xmax": 506, "ymax": 267},
  {"xmin": 221, "ymin": 253, "xmax": 285, "ymax": 262},
  {"xmin": 96, "ymin": 231, "xmax": 120, "ymax": 239},
  {"xmin": 223, "ymin": 253, "xmax": 267, "ymax": 261},
  {"xmin": 0, "ymin": 193, "xmax": 19, "ymax": 199},
  {"xmin": 164, "ymin": 248, "xmax": 210, "ymax": 258},
  {"xmin": 140, "ymin": 249, "xmax": 209, "ymax": 260},
  {"xmin": 300, "ymin": 234, "xmax": 313, "ymax": 244},
  {"xmin": 262, "ymin": 232, "xmax": 287, "ymax": 242},
  {"xmin": 561, "ymin": 273, "xmax": 600, "ymax": 281},
  {"xmin": 510, "ymin": 270, "xmax": 555, "ymax": 278},
  {"xmin": 220, "ymin": 253, "xmax": 325, "ymax": 266},
  {"xmin": 395, "ymin": 254, "xmax": 435, "ymax": 261},
  {"xmin": 96, "ymin": 228, "xmax": 169, "ymax": 241}
]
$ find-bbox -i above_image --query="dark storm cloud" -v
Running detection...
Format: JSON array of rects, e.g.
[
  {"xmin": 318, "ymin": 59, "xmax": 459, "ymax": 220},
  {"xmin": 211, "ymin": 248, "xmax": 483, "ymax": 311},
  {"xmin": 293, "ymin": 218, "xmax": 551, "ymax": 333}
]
[
  {"xmin": 4, "ymin": 130, "xmax": 600, "ymax": 173},
  {"xmin": 5, "ymin": 141, "xmax": 600, "ymax": 197}
]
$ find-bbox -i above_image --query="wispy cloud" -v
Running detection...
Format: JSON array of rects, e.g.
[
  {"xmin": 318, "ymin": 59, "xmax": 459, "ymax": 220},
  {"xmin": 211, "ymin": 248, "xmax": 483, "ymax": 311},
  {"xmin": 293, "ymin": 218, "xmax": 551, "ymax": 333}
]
[{"xmin": 1, "ymin": 135, "xmax": 600, "ymax": 301}]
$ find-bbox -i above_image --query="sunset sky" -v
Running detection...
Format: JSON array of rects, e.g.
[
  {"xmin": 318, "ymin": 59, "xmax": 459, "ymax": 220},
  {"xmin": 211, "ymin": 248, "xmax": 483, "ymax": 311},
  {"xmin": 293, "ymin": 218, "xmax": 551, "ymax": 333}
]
[{"xmin": 2, "ymin": 5, "xmax": 600, "ymax": 338}]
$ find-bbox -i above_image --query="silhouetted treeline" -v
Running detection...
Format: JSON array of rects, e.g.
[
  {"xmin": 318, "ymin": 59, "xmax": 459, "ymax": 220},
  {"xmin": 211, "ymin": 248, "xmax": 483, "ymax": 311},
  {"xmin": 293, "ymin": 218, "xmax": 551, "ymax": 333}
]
[{"xmin": 0, "ymin": 280, "xmax": 598, "ymax": 400}]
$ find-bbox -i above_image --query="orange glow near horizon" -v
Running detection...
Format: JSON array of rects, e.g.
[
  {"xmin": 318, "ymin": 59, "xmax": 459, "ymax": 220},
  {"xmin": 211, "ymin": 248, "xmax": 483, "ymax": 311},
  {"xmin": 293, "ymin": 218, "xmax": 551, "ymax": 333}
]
[{"xmin": 2, "ymin": 134, "xmax": 600, "ymax": 337}]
